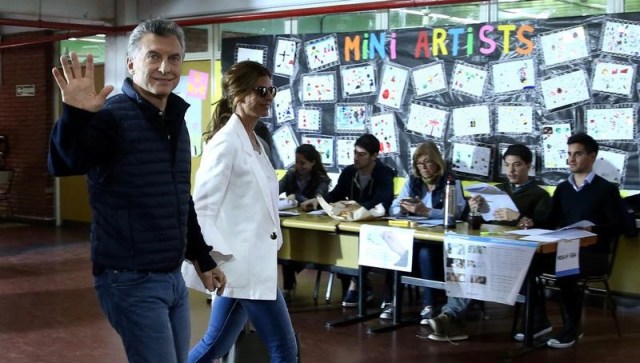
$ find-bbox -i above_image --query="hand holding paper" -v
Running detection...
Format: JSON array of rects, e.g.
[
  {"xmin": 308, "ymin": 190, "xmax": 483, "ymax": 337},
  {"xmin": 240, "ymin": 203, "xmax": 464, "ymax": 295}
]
[{"xmin": 464, "ymin": 183, "xmax": 518, "ymax": 221}]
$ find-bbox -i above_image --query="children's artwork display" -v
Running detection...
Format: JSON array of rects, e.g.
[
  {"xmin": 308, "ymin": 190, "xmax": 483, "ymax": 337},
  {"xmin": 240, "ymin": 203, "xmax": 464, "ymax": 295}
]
[
  {"xmin": 297, "ymin": 106, "xmax": 322, "ymax": 132},
  {"xmin": 451, "ymin": 61, "xmax": 489, "ymax": 99},
  {"xmin": 336, "ymin": 136, "xmax": 357, "ymax": 166},
  {"xmin": 594, "ymin": 147, "xmax": 627, "ymax": 185},
  {"xmin": 406, "ymin": 101, "xmax": 448, "ymax": 139},
  {"xmin": 495, "ymin": 104, "xmax": 535, "ymax": 135},
  {"xmin": 411, "ymin": 61, "xmax": 448, "ymax": 98},
  {"xmin": 272, "ymin": 124, "xmax": 298, "ymax": 168},
  {"xmin": 340, "ymin": 62, "xmax": 377, "ymax": 98},
  {"xmin": 335, "ymin": 103, "xmax": 369, "ymax": 133},
  {"xmin": 376, "ymin": 62, "xmax": 410, "ymax": 110},
  {"xmin": 301, "ymin": 135, "xmax": 335, "ymax": 166},
  {"xmin": 451, "ymin": 104, "xmax": 491, "ymax": 137},
  {"xmin": 221, "ymin": 12, "xmax": 640, "ymax": 188},
  {"xmin": 584, "ymin": 104, "xmax": 636, "ymax": 141},
  {"xmin": 451, "ymin": 142, "xmax": 493, "ymax": 178},
  {"xmin": 273, "ymin": 37, "xmax": 300, "ymax": 78},
  {"xmin": 370, "ymin": 112, "xmax": 399, "ymax": 155},
  {"xmin": 491, "ymin": 58, "xmax": 536, "ymax": 94},
  {"xmin": 541, "ymin": 122, "xmax": 573, "ymax": 170},
  {"xmin": 273, "ymin": 85, "xmax": 295, "ymax": 124}
]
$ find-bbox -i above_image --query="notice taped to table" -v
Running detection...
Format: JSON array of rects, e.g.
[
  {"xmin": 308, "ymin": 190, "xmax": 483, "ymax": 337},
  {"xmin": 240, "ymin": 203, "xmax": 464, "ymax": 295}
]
[{"xmin": 443, "ymin": 232, "xmax": 537, "ymax": 305}]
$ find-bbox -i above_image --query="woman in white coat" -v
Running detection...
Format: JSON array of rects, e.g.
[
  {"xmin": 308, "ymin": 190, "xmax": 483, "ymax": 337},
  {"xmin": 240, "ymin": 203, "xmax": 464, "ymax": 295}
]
[{"xmin": 186, "ymin": 61, "xmax": 297, "ymax": 363}]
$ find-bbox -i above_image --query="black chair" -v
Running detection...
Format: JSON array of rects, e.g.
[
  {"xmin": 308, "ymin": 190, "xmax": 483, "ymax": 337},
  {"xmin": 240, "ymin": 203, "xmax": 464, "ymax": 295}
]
[
  {"xmin": 511, "ymin": 236, "xmax": 622, "ymax": 338},
  {"xmin": 539, "ymin": 237, "xmax": 621, "ymax": 337},
  {"xmin": 0, "ymin": 169, "xmax": 13, "ymax": 218}
]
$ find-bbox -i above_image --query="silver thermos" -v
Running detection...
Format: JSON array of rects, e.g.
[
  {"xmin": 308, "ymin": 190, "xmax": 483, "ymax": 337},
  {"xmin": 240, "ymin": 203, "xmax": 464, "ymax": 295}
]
[{"xmin": 443, "ymin": 175, "xmax": 457, "ymax": 229}]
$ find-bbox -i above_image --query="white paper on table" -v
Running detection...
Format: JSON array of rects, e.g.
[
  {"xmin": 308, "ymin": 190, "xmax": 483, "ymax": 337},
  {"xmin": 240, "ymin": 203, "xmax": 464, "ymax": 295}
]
[
  {"xmin": 505, "ymin": 228, "xmax": 554, "ymax": 236},
  {"xmin": 278, "ymin": 199, "xmax": 298, "ymax": 210},
  {"xmin": 517, "ymin": 227, "xmax": 595, "ymax": 242},
  {"xmin": 279, "ymin": 210, "xmax": 300, "ymax": 217},
  {"xmin": 555, "ymin": 239, "xmax": 580, "ymax": 277},
  {"xmin": 418, "ymin": 219, "xmax": 442, "ymax": 228},
  {"xmin": 559, "ymin": 220, "xmax": 595, "ymax": 230},
  {"xmin": 307, "ymin": 209, "xmax": 327, "ymax": 215},
  {"xmin": 464, "ymin": 183, "xmax": 518, "ymax": 221}
]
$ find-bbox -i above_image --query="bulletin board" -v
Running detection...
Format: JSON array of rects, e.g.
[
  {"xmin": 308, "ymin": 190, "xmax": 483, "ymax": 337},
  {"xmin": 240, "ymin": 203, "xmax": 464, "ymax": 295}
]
[{"xmin": 221, "ymin": 13, "xmax": 640, "ymax": 188}]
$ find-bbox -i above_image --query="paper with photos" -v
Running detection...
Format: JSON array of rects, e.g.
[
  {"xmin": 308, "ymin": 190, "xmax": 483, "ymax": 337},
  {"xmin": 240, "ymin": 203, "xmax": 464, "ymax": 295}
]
[
  {"xmin": 304, "ymin": 34, "xmax": 340, "ymax": 71},
  {"xmin": 585, "ymin": 105, "xmax": 635, "ymax": 141},
  {"xmin": 273, "ymin": 85, "xmax": 295, "ymax": 125},
  {"xmin": 491, "ymin": 58, "xmax": 536, "ymax": 94},
  {"xmin": 540, "ymin": 69, "xmax": 590, "ymax": 112},
  {"xmin": 335, "ymin": 103, "xmax": 368, "ymax": 133},
  {"xmin": 451, "ymin": 62, "xmax": 488, "ymax": 99},
  {"xmin": 496, "ymin": 104, "xmax": 534, "ymax": 134},
  {"xmin": 451, "ymin": 142, "xmax": 492, "ymax": 177},
  {"xmin": 336, "ymin": 137, "xmax": 357, "ymax": 166},
  {"xmin": 539, "ymin": 26, "xmax": 590, "ymax": 68},
  {"xmin": 235, "ymin": 44, "xmax": 267, "ymax": 64},
  {"xmin": 273, "ymin": 37, "xmax": 299, "ymax": 78},
  {"xmin": 591, "ymin": 60, "xmax": 636, "ymax": 98},
  {"xmin": 301, "ymin": 135, "xmax": 335, "ymax": 166},
  {"xmin": 541, "ymin": 123, "xmax": 572, "ymax": 169},
  {"xmin": 370, "ymin": 112, "xmax": 399, "ymax": 155},
  {"xmin": 451, "ymin": 104, "xmax": 491, "ymax": 137},
  {"xmin": 272, "ymin": 124, "xmax": 299, "ymax": 168},
  {"xmin": 377, "ymin": 63, "xmax": 410, "ymax": 110},
  {"xmin": 340, "ymin": 63, "xmax": 377, "ymax": 98},
  {"xmin": 406, "ymin": 101, "xmax": 448, "ymax": 139},
  {"xmin": 412, "ymin": 61, "xmax": 448, "ymax": 98},
  {"xmin": 301, "ymin": 72, "xmax": 337, "ymax": 103},
  {"xmin": 601, "ymin": 19, "xmax": 640, "ymax": 59},
  {"xmin": 296, "ymin": 106, "xmax": 322, "ymax": 132},
  {"xmin": 594, "ymin": 147, "xmax": 627, "ymax": 185},
  {"xmin": 444, "ymin": 233, "xmax": 536, "ymax": 305}
]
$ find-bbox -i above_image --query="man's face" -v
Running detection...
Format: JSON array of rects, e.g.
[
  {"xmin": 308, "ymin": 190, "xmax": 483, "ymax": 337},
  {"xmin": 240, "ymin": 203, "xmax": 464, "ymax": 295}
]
[
  {"xmin": 567, "ymin": 143, "xmax": 596, "ymax": 174},
  {"xmin": 504, "ymin": 155, "xmax": 530, "ymax": 185},
  {"xmin": 353, "ymin": 146, "xmax": 376, "ymax": 171},
  {"xmin": 127, "ymin": 33, "xmax": 183, "ymax": 104}
]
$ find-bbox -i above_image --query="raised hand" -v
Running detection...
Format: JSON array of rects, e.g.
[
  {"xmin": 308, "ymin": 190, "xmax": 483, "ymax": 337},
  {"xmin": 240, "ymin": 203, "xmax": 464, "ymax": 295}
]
[{"xmin": 52, "ymin": 52, "xmax": 114, "ymax": 112}]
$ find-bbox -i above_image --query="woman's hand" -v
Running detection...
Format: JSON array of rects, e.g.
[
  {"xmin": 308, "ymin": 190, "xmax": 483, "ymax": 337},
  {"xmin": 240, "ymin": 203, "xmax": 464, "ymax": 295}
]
[{"xmin": 400, "ymin": 199, "xmax": 430, "ymax": 217}]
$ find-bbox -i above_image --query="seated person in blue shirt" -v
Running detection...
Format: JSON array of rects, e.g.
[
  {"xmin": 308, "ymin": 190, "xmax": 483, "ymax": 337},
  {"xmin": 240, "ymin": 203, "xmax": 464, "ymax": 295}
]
[
  {"xmin": 301, "ymin": 133, "xmax": 395, "ymax": 307},
  {"xmin": 278, "ymin": 144, "xmax": 331, "ymax": 302},
  {"xmin": 380, "ymin": 141, "xmax": 466, "ymax": 321},
  {"xmin": 427, "ymin": 143, "xmax": 551, "ymax": 342}
]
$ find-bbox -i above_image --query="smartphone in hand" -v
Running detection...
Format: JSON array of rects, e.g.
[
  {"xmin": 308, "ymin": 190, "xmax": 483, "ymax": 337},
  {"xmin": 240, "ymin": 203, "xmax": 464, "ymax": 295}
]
[{"xmin": 401, "ymin": 197, "xmax": 419, "ymax": 204}]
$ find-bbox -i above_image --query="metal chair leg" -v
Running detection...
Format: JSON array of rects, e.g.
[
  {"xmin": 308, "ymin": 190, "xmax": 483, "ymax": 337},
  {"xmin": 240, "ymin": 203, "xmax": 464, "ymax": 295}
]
[{"xmin": 325, "ymin": 273, "xmax": 334, "ymax": 303}]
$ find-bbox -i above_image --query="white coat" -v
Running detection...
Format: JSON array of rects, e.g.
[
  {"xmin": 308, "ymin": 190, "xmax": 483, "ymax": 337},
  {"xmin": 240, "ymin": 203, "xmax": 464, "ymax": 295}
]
[{"xmin": 182, "ymin": 114, "xmax": 282, "ymax": 300}]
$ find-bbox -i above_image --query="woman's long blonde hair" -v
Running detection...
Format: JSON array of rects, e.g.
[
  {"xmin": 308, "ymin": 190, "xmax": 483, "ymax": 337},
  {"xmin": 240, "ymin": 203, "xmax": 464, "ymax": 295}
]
[{"xmin": 203, "ymin": 61, "xmax": 272, "ymax": 142}]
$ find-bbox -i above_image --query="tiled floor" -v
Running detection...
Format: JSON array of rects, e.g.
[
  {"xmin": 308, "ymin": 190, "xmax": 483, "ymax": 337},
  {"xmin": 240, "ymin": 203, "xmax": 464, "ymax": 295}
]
[{"xmin": 2, "ymin": 222, "xmax": 640, "ymax": 362}]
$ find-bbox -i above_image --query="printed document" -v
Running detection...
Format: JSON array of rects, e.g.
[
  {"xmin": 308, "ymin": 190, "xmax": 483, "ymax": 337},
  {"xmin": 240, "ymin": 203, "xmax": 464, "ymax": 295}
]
[{"xmin": 464, "ymin": 183, "xmax": 518, "ymax": 221}]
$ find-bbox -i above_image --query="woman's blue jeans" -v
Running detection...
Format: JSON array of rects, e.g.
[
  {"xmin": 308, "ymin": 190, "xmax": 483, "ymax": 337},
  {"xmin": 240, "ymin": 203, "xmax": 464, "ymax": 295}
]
[
  {"xmin": 188, "ymin": 289, "xmax": 297, "ymax": 363},
  {"xmin": 418, "ymin": 244, "xmax": 444, "ymax": 306}
]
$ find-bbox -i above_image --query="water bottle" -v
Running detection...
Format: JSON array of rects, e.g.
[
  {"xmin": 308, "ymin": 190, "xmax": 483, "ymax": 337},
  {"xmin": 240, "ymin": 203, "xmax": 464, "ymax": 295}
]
[{"xmin": 443, "ymin": 175, "xmax": 457, "ymax": 229}]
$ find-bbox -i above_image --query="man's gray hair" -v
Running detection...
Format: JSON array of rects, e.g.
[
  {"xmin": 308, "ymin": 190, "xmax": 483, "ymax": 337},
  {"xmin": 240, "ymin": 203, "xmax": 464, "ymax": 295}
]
[{"xmin": 127, "ymin": 18, "xmax": 185, "ymax": 58}]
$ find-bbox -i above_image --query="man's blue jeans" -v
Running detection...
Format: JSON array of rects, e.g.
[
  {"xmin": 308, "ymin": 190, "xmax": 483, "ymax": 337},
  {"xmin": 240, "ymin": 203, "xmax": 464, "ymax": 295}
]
[
  {"xmin": 94, "ymin": 267, "xmax": 190, "ymax": 363},
  {"xmin": 188, "ymin": 290, "xmax": 297, "ymax": 363}
]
